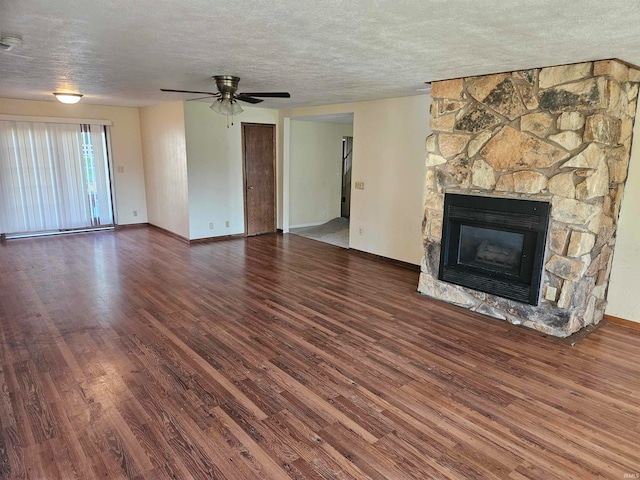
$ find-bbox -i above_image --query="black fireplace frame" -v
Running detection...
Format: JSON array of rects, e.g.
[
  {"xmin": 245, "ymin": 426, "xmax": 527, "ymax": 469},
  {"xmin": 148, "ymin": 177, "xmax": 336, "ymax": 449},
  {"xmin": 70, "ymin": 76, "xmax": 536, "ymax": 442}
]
[{"xmin": 438, "ymin": 193, "xmax": 551, "ymax": 305}]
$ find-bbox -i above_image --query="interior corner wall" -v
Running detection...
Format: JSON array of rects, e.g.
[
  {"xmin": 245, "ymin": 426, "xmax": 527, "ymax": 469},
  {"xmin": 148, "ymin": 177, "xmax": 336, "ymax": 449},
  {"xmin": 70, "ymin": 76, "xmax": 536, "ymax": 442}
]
[
  {"xmin": 139, "ymin": 101, "xmax": 189, "ymax": 239},
  {"xmin": 289, "ymin": 120, "xmax": 353, "ymax": 227},
  {"xmin": 183, "ymin": 103, "xmax": 279, "ymax": 240},
  {"xmin": 278, "ymin": 114, "xmax": 289, "ymax": 230},
  {"xmin": 0, "ymin": 97, "xmax": 148, "ymax": 226},
  {"xmin": 282, "ymin": 94, "xmax": 431, "ymax": 265},
  {"xmin": 606, "ymin": 100, "xmax": 640, "ymax": 324}
]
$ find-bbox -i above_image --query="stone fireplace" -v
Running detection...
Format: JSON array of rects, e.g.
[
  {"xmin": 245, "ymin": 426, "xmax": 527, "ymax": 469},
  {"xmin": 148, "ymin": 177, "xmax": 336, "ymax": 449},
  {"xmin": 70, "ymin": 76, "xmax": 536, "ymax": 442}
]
[{"xmin": 418, "ymin": 59, "xmax": 640, "ymax": 337}]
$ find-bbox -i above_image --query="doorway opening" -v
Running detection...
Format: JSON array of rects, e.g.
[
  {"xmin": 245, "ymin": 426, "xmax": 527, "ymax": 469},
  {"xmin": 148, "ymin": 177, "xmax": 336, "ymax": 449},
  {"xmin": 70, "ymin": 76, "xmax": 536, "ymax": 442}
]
[
  {"xmin": 341, "ymin": 136, "xmax": 353, "ymax": 219},
  {"xmin": 286, "ymin": 113, "xmax": 353, "ymax": 248}
]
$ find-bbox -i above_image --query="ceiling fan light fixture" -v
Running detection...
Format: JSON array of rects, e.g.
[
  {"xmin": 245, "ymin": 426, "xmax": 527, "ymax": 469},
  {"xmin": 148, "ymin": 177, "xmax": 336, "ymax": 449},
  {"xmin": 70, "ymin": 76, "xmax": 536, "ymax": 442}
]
[
  {"xmin": 229, "ymin": 101, "xmax": 243, "ymax": 116},
  {"xmin": 210, "ymin": 97, "xmax": 243, "ymax": 117},
  {"xmin": 210, "ymin": 98, "xmax": 226, "ymax": 114},
  {"xmin": 53, "ymin": 92, "xmax": 83, "ymax": 104}
]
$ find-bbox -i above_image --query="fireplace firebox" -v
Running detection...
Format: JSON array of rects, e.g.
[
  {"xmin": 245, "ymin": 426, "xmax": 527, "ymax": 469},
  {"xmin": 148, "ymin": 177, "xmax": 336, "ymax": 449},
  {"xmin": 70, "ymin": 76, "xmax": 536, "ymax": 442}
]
[{"xmin": 438, "ymin": 193, "xmax": 550, "ymax": 305}]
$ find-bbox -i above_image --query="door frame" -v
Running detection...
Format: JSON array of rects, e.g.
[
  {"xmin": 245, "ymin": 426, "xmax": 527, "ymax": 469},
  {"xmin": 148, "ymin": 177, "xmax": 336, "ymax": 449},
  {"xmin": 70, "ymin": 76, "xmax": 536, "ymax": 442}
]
[
  {"xmin": 341, "ymin": 135, "xmax": 353, "ymax": 219},
  {"xmin": 241, "ymin": 122, "xmax": 277, "ymax": 236}
]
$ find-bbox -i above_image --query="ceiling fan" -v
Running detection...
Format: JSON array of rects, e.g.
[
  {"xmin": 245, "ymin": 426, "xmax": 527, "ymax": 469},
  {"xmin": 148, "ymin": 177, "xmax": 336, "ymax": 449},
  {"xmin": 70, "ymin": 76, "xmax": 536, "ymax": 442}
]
[{"xmin": 161, "ymin": 76, "xmax": 290, "ymax": 118}]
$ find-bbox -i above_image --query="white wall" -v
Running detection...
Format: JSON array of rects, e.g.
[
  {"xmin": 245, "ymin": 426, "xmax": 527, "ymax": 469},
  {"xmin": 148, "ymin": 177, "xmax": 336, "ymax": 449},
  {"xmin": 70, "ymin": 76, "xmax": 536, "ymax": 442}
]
[
  {"xmin": 139, "ymin": 101, "xmax": 189, "ymax": 238},
  {"xmin": 289, "ymin": 120, "xmax": 353, "ymax": 227},
  {"xmin": 0, "ymin": 98, "xmax": 147, "ymax": 225},
  {"xmin": 606, "ymin": 101, "xmax": 640, "ymax": 323},
  {"xmin": 184, "ymin": 102, "xmax": 278, "ymax": 240},
  {"xmin": 282, "ymin": 95, "xmax": 431, "ymax": 265}
]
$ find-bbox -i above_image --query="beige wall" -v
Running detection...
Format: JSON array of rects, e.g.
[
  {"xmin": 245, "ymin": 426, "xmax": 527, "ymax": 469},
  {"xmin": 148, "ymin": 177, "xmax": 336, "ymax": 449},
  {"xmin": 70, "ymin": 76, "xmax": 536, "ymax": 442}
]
[
  {"xmin": 184, "ymin": 102, "xmax": 278, "ymax": 239},
  {"xmin": 350, "ymin": 96, "xmax": 430, "ymax": 265},
  {"xmin": 289, "ymin": 120, "xmax": 353, "ymax": 227},
  {"xmin": 282, "ymin": 95, "xmax": 431, "ymax": 265},
  {"xmin": 139, "ymin": 101, "xmax": 189, "ymax": 238},
  {"xmin": 0, "ymin": 98, "xmax": 147, "ymax": 225},
  {"xmin": 606, "ymin": 101, "xmax": 640, "ymax": 323}
]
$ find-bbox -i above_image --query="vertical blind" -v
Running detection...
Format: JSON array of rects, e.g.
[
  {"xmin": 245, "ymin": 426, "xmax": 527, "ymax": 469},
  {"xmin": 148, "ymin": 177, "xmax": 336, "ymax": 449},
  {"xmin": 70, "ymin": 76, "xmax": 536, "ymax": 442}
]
[{"xmin": 0, "ymin": 121, "xmax": 113, "ymax": 235}]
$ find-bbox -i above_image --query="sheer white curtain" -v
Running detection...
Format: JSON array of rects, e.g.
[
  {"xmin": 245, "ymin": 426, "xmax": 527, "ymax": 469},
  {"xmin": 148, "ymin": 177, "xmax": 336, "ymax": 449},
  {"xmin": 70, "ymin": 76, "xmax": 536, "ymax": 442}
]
[{"xmin": 0, "ymin": 120, "xmax": 113, "ymax": 235}]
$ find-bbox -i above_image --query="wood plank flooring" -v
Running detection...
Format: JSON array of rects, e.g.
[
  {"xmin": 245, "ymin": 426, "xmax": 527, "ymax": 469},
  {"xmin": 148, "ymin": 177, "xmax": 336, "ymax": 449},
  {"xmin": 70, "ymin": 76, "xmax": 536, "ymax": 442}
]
[{"xmin": 0, "ymin": 227, "xmax": 639, "ymax": 479}]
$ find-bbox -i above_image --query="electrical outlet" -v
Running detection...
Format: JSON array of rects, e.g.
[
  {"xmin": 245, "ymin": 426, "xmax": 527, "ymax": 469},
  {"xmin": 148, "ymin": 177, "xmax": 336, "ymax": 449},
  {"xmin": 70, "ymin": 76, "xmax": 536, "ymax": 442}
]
[
  {"xmin": 209, "ymin": 222, "xmax": 214, "ymax": 229},
  {"xmin": 355, "ymin": 181, "xmax": 365, "ymax": 190},
  {"xmin": 133, "ymin": 210, "xmax": 138, "ymax": 217},
  {"xmin": 359, "ymin": 227, "xmax": 364, "ymax": 235},
  {"xmin": 117, "ymin": 166, "xmax": 124, "ymax": 173},
  {"xmin": 225, "ymin": 221, "xmax": 230, "ymax": 228}
]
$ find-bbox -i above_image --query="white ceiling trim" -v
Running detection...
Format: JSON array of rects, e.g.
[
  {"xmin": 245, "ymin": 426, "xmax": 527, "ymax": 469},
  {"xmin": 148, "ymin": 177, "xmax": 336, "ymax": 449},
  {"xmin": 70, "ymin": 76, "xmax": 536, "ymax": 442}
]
[
  {"xmin": 0, "ymin": 114, "xmax": 112, "ymax": 125},
  {"xmin": 292, "ymin": 113, "xmax": 355, "ymax": 124}
]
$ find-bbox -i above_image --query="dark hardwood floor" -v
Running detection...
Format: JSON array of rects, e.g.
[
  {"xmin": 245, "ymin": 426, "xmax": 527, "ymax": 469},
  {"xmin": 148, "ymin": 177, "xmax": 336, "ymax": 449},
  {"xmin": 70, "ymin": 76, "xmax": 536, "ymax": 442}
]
[{"xmin": 0, "ymin": 228, "xmax": 639, "ymax": 479}]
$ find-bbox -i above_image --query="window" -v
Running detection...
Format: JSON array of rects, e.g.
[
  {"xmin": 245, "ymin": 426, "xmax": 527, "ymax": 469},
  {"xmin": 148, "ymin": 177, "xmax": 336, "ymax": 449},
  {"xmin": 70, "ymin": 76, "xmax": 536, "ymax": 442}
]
[{"xmin": 0, "ymin": 121, "xmax": 113, "ymax": 235}]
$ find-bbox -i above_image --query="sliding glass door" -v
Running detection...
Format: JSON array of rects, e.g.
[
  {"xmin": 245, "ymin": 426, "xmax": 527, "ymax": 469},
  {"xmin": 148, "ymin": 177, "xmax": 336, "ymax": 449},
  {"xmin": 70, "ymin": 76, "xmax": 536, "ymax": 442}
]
[{"xmin": 0, "ymin": 121, "xmax": 113, "ymax": 235}]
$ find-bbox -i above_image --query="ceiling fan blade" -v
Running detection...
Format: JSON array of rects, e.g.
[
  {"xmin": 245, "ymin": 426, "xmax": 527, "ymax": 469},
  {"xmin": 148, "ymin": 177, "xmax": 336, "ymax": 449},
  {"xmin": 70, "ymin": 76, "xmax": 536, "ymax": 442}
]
[
  {"xmin": 238, "ymin": 92, "xmax": 291, "ymax": 98},
  {"xmin": 160, "ymin": 88, "xmax": 219, "ymax": 96},
  {"xmin": 235, "ymin": 95, "xmax": 263, "ymax": 104},
  {"xmin": 186, "ymin": 95, "xmax": 217, "ymax": 101}
]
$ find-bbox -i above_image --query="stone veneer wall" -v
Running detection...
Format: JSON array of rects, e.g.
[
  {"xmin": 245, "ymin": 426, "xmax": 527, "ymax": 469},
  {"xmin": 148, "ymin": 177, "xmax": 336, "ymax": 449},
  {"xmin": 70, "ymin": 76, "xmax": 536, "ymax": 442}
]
[{"xmin": 418, "ymin": 59, "xmax": 640, "ymax": 337}]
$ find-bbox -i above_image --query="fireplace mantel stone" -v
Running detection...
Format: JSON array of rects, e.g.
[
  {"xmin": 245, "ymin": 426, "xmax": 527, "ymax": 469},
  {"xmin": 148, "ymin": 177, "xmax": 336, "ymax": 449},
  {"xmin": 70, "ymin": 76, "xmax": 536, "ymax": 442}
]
[{"xmin": 418, "ymin": 60, "xmax": 640, "ymax": 337}]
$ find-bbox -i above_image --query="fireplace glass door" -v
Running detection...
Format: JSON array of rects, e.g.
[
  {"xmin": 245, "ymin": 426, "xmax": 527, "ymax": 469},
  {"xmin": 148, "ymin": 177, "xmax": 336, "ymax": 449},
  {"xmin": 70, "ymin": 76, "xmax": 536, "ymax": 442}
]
[{"xmin": 458, "ymin": 225, "xmax": 524, "ymax": 276}]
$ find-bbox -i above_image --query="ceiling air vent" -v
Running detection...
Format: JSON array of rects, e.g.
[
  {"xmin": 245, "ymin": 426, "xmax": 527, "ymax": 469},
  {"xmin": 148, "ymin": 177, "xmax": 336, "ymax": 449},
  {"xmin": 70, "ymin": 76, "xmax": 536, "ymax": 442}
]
[{"xmin": 0, "ymin": 36, "xmax": 23, "ymax": 51}]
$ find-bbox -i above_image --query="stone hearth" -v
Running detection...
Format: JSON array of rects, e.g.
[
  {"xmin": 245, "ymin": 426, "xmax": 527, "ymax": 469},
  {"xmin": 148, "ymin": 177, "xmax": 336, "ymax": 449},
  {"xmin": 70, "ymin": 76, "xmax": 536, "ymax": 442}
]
[{"xmin": 418, "ymin": 59, "xmax": 640, "ymax": 337}]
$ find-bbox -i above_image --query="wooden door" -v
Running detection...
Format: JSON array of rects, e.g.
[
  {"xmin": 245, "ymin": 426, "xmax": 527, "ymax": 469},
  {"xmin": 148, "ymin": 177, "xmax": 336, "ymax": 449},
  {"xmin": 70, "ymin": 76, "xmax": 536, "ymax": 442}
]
[{"xmin": 242, "ymin": 123, "xmax": 276, "ymax": 236}]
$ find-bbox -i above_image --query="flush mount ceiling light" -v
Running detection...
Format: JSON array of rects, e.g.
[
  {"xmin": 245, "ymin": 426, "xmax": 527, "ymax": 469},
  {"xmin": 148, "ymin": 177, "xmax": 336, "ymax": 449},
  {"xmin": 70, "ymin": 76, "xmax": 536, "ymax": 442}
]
[{"xmin": 53, "ymin": 93, "xmax": 83, "ymax": 104}]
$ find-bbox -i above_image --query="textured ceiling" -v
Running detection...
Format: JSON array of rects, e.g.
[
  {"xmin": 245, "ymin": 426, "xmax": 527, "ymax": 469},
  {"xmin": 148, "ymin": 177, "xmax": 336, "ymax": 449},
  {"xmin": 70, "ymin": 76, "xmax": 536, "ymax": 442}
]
[{"xmin": 1, "ymin": 0, "xmax": 640, "ymax": 109}]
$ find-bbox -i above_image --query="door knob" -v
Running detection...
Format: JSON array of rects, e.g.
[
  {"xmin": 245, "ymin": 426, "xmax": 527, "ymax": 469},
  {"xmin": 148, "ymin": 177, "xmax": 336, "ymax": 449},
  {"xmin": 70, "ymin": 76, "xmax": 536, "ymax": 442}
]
[{"xmin": 248, "ymin": 186, "xmax": 254, "ymax": 190}]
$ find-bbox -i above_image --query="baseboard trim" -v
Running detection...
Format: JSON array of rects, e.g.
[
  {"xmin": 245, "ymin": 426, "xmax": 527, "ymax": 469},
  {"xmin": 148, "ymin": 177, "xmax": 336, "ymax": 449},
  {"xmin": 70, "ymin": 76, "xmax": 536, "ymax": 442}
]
[
  {"xmin": 148, "ymin": 224, "xmax": 190, "ymax": 244},
  {"xmin": 604, "ymin": 314, "xmax": 640, "ymax": 330},
  {"xmin": 5, "ymin": 226, "xmax": 114, "ymax": 239},
  {"xmin": 289, "ymin": 221, "xmax": 328, "ymax": 229},
  {"xmin": 190, "ymin": 233, "xmax": 245, "ymax": 244},
  {"xmin": 350, "ymin": 248, "xmax": 421, "ymax": 272},
  {"xmin": 115, "ymin": 222, "xmax": 149, "ymax": 230}
]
